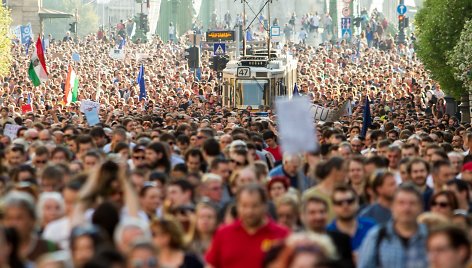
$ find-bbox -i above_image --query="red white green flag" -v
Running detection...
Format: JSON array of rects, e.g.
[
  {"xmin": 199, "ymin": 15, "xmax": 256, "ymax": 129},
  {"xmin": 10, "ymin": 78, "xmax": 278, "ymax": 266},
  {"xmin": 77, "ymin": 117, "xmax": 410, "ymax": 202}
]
[
  {"xmin": 27, "ymin": 36, "xmax": 48, "ymax": 86},
  {"xmin": 64, "ymin": 65, "xmax": 79, "ymax": 104}
]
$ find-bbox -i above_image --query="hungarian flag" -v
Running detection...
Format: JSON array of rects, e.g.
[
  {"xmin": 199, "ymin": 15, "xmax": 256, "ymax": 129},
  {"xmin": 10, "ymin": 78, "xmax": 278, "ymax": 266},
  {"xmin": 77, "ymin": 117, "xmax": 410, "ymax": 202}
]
[
  {"xmin": 64, "ymin": 65, "xmax": 79, "ymax": 104},
  {"xmin": 27, "ymin": 36, "xmax": 48, "ymax": 86}
]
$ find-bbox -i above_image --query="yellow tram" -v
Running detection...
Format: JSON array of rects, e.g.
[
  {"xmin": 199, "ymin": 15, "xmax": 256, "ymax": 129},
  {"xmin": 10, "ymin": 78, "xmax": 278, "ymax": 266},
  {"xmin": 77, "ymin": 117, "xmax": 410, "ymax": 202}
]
[{"xmin": 221, "ymin": 49, "xmax": 298, "ymax": 109}]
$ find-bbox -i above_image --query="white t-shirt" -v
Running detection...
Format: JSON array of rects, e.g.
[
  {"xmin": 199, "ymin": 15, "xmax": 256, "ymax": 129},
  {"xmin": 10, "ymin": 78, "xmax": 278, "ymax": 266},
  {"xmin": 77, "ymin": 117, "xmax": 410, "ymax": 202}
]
[{"xmin": 42, "ymin": 217, "xmax": 71, "ymax": 250}]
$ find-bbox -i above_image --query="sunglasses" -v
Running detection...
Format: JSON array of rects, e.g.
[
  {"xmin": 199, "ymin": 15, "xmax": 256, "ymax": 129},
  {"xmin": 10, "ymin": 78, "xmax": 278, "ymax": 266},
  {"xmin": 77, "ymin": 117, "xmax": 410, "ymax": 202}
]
[
  {"xmin": 431, "ymin": 201, "xmax": 449, "ymax": 208},
  {"xmin": 333, "ymin": 197, "xmax": 356, "ymax": 206},
  {"xmin": 133, "ymin": 156, "xmax": 145, "ymax": 160},
  {"xmin": 230, "ymin": 159, "xmax": 246, "ymax": 167}
]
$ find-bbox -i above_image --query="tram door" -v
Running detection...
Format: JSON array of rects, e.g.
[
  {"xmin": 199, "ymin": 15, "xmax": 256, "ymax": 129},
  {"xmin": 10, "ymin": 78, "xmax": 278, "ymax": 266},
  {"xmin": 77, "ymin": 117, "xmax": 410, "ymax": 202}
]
[{"xmin": 223, "ymin": 77, "xmax": 235, "ymax": 107}]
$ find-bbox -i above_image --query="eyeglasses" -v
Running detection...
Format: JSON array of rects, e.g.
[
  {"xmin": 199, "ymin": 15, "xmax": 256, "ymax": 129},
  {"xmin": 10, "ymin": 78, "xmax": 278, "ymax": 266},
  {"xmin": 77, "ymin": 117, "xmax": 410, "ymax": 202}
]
[
  {"xmin": 230, "ymin": 159, "xmax": 246, "ymax": 167},
  {"xmin": 431, "ymin": 201, "xmax": 449, "ymax": 208},
  {"xmin": 131, "ymin": 258, "xmax": 158, "ymax": 268},
  {"xmin": 333, "ymin": 197, "xmax": 356, "ymax": 206}
]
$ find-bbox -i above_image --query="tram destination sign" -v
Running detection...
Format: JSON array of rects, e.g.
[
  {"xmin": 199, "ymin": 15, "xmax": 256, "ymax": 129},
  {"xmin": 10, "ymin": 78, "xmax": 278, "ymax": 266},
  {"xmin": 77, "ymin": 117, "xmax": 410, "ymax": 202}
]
[{"xmin": 206, "ymin": 31, "xmax": 235, "ymax": 42}]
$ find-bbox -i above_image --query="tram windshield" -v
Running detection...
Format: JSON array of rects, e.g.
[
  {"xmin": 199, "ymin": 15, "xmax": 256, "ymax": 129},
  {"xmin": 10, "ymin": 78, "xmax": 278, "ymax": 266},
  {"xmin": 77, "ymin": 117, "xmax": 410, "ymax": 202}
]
[{"xmin": 235, "ymin": 79, "xmax": 268, "ymax": 106}]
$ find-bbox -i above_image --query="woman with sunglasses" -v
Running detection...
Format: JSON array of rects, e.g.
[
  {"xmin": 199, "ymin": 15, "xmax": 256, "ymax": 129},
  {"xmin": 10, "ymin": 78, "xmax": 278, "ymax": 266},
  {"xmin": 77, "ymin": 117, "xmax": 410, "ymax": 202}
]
[
  {"xmin": 151, "ymin": 217, "xmax": 203, "ymax": 268},
  {"xmin": 430, "ymin": 190, "xmax": 459, "ymax": 219}
]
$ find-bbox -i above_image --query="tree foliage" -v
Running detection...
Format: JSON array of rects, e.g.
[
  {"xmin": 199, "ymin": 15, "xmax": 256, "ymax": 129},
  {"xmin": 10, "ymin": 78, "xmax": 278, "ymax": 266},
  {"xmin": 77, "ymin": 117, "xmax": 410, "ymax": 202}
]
[
  {"xmin": 448, "ymin": 20, "xmax": 472, "ymax": 92},
  {"xmin": 415, "ymin": 0, "xmax": 472, "ymax": 97},
  {"xmin": 42, "ymin": 0, "xmax": 99, "ymax": 38},
  {"xmin": 0, "ymin": 5, "xmax": 12, "ymax": 78}
]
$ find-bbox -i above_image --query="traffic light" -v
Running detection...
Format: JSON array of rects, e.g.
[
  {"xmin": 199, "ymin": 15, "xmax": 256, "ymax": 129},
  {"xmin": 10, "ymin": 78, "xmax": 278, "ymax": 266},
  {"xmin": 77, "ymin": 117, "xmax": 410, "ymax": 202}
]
[
  {"xmin": 69, "ymin": 22, "xmax": 77, "ymax": 33},
  {"xmin": 398, "ymin": 15, "xmax": 405, "ymax": 29},
  {"xmin": 185, "ymin": 47, "xmax": 200, "ymax": 69},
  {"xmin": 353, "ymin": 17, "xmax": 362, "ymax": 27},
  {"xmin": 210, "ymin": 56, "xmax": 230, "ymax": 71},
  {"xmin": 140, "ymin": 13, "xmax": 149, "ymax": 32},
  {"xmin": 217, "ymin": 55, "xmax": 229, "ymax": 71}
]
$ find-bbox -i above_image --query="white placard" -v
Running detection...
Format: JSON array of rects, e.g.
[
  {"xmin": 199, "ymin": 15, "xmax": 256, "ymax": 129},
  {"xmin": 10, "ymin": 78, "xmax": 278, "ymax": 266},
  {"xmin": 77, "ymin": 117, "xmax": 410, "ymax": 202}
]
[
  {"xmin": 109, "ymin": 48, "xmax": 125, "ymax": 60},
  {"xmin": 4, "ymin": 124, "xmax": 22, "ymax": 140},
  {"xmin": 276, "ymin": 97, "xmax": 318, "ymax": 154},
  {"xmin": 80, "ymin": 100, "xmax": 100, "ymax": 113}
]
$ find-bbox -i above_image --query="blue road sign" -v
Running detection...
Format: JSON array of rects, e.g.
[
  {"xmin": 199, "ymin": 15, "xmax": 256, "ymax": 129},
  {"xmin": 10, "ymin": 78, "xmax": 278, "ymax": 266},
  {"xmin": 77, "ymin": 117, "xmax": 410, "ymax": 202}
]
[
  {"xmin": 397, "ymin": 4, "xmax": 407, "ymax": 15},
  {"xmin": 270, "ymin": 26, "xmax": 281, "ymax": 36},
  {"xmin": 341, "ymin": 18, "xmax": 351, "ymax": 29},
  {"xmin": 213, "ymin": 43, "xmax": 226, "ymax": 55},
  {"xmin": 341, "ymin": 28, "xmax": 352, "ymax": 39}
]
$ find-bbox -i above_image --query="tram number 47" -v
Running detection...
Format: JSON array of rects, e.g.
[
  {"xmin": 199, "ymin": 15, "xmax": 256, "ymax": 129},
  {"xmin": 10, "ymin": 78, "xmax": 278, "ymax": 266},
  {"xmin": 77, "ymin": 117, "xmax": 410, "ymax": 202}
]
[{"xmin": 237, "ymin": 67, "xmax": 251, "ymax": 77}]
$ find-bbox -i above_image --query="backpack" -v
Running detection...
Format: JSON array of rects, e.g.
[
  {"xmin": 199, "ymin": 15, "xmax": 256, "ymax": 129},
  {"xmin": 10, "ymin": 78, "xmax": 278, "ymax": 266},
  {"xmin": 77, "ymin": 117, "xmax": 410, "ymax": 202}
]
[{"xmin": 374, "ymin": 224, "xmax": 389, "ymax": 267}]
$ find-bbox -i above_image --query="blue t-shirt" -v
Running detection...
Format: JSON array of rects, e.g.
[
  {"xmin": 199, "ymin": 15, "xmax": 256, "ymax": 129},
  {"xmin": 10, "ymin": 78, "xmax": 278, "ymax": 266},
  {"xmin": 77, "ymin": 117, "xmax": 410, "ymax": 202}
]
[{"xmin": 327, "ymin": 217, "xmax": 377, "ymax": 250}]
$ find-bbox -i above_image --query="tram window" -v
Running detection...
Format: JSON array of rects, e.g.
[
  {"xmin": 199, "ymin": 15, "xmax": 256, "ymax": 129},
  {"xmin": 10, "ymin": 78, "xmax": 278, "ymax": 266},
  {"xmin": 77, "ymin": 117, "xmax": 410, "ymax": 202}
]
[{"xmin": 236, "ymin": 80, "xmax": 268, "ymax": 106}]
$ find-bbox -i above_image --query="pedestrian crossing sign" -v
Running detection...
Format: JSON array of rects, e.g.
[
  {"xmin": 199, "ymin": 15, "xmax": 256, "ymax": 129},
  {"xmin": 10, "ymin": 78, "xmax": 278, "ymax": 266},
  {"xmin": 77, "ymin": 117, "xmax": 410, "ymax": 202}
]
[
  {"xmin": 214, "ymin": 43, "xmax": 226, "ymax": 55},
  {"xmin": 341, "ymin": 29, "xmax": 352, "ymax": 39}
]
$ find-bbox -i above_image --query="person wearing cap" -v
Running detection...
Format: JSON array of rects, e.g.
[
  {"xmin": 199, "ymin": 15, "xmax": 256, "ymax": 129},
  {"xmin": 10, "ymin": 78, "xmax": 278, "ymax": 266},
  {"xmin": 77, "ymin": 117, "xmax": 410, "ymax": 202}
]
[{"xmin": 460, "ymin": 162, "xmax": 472, "ymax": 185}]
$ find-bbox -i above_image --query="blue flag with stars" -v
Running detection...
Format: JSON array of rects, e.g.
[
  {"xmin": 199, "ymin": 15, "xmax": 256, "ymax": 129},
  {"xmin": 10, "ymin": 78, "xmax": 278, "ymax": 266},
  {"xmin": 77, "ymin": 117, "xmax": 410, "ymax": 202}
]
[{"xmin": 137, "ymin": 64, "xmax": 146, "ymax": 101}]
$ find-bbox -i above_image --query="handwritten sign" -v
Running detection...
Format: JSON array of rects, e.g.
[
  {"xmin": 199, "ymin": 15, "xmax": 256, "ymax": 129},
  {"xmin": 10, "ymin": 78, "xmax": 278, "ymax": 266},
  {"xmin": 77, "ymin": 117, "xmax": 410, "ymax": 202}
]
[
  {"xmin": 4, "ymin": 124, "xmax": 22, "ymax": 140},
  {"xmin": 311, "ymin": 101, "xmax": 350, "ymax": 122},
  {"xmin": 276, "ymin": 97, "xmax": 318, "ymax": 154},
  {"xmin": 80, "ymin": 100, "xmax": 100, "ymax": 113}
]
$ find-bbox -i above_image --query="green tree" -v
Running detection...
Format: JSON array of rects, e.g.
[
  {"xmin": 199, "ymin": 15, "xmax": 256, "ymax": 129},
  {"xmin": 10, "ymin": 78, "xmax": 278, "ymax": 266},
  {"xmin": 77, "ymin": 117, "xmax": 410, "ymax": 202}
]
[
  {"xmin": 415, "ymin": 0, "xmax": 472, "ymax": 97},
  {"xmin": 448, "ymin": 20, "xmax": 472, "ymax": 92},
  {"xmin": 0, "ymin": 5, "xmax": 12, "ymax": 77},
  {"xmin": 43, "ymin": 0, "xmax": 99, "ymax": 38}
]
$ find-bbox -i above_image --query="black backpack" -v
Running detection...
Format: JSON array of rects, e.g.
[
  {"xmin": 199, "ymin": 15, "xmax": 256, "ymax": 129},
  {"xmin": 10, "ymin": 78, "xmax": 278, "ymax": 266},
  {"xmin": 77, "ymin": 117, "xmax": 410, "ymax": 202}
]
[{"xmin": 374, "ymin": 224, "xmax": 389, "ymax": 267}]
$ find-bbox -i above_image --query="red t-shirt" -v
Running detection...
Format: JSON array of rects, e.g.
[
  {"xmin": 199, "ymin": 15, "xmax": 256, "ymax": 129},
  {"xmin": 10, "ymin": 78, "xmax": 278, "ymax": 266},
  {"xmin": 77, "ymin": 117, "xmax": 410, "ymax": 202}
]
[
  {"xmin": 205, "ymin": 219, "xmax": 289, "ymax": 268},
  {"xmin": 265, "ymin": 146, "xmax": 282, "ymax": 162}
]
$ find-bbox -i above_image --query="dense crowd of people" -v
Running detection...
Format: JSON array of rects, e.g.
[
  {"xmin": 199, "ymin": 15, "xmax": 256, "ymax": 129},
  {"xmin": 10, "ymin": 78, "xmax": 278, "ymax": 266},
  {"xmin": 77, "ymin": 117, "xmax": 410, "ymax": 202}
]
[{"xmin": 0, "ymin": 10, "xmax": 471, "ymax": 268}]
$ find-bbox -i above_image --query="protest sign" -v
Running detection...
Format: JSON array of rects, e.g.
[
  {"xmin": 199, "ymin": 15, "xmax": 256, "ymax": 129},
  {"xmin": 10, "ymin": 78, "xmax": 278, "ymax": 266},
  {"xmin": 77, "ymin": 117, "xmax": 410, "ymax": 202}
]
[
  {"xmin": 310, "ymin": 100, "xmax": 350, "ymax": 122},
  {"xmin": 109, "ymin": 48, "xmax": 125, "ymax": 60},
  {"xmin": 80, "ymin": 100, "xmax": 100, "ymax": 113},
  {"xmin": 85, "ymin": 108, "xmax": 100, "ymax": 126},
  {"xmin": 276, "ymin": 97, "xmax": 318, "ymax": 154},
  {"xmin": 4, "ymin": 124, "xmax": 22, "ymax": 140}
]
